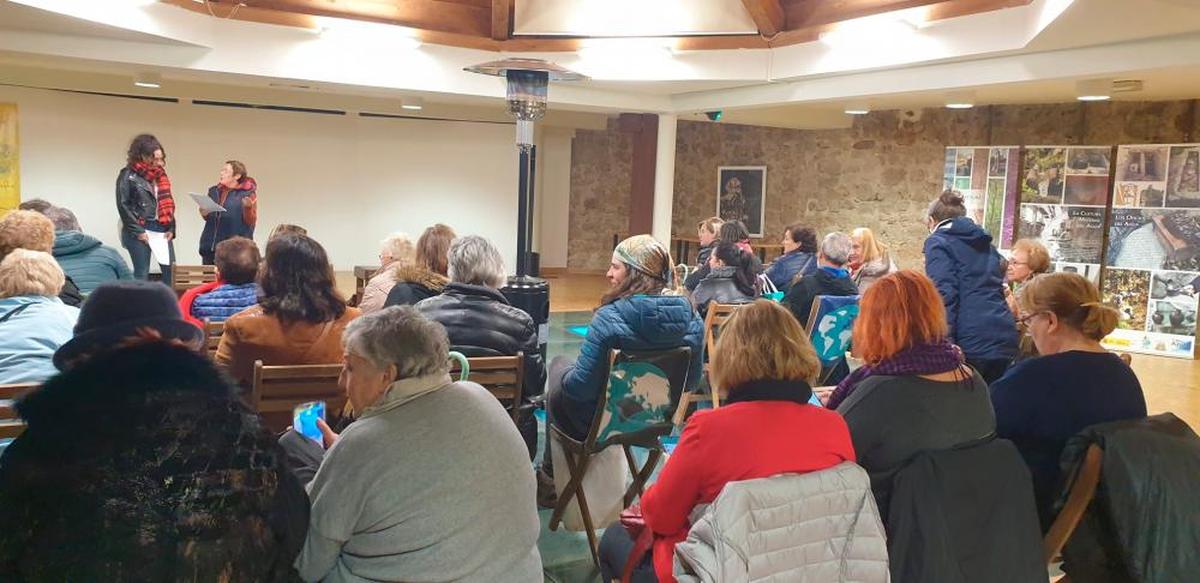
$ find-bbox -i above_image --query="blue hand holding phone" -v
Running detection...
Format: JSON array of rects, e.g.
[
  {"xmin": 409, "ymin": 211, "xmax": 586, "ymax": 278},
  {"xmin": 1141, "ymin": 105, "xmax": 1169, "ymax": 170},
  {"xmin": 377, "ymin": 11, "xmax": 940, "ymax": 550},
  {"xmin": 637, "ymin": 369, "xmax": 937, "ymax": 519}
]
[{"xmin": 294, "ymin": 401, "xmax": 327, "ymax": 444}]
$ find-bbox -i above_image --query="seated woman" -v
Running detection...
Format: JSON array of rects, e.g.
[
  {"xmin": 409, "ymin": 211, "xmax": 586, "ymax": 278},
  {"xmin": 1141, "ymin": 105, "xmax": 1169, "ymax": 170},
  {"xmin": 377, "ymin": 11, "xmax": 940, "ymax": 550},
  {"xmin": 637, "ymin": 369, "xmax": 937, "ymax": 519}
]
[
  {"xmin": 690, "ymin": 240, "xmax": 757, "ymax": 317},
  {"xmin": 416, "ymin": 235, "xmax": 546, "ymax": 459},
  {"xmin": 682, "ymin": 217, "xmax": 722, "ymax": 291},
  {"xmin": 541, "ymin": 235, "xmax": 703, "ymax": 488},
  {"xmin": 216, "ymin": 233, "xmax": 360, "ymax": 389},
  {"xmin": 834, "ymin": 270, "xmax": 994, "ymax": 518},
  {"xmin": 0, "ymin": 249, "xmax": 79, "ymax": 384},
  {"xmin": 179, "ymin": 236, "xmax": 260, "ymax": 327},
  {"xmin": 1003, "ymin": 238, "xmax": 1051, "ymax": 316},
  {"xmin": 357, "ymin": 232, "xmax": 413, "ymax": 313},
  {"xmin": 293, "ymin": 306, "xmax": 542, "ymax": 582},
  {"xmin": 0, "ymin": 280, "xmax": 307, "ymax": 580},
  {"xmin": 384, "ymin": 223, "xmax": 453, "ymax": 307},
  {"xmin": 991, "ymin": 272, "xmax": 1146, "ymax": 529},
  {"xmin": 598, "ymin": 300, "xmax": 855, "ymax": 583},
  {"xmin": 764, "ymin": 223, "xmax": 817, "ymax": 291},
  {"xmin": 684, "ymin": 221, "xmax": 762, "ymax": 290},
  {"xmin": 849, "ymin": 227, "xmax": 898, "ymax": 291}
]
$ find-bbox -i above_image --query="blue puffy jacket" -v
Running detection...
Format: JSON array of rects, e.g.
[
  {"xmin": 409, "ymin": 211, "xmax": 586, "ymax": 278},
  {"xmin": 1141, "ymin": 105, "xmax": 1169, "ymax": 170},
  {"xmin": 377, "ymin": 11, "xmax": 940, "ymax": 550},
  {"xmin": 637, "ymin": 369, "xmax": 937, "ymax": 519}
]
[
  {"xmin": 561, "ymin": 294, "xmax": 704, "ymax": 424},
  {"xmin": 764, "ymin": 249, "xmax": 817, "ymax": 291},
  {"xmin": 192, "ymin": 283, "xmax": 259, "ymax": 323},
  {"xmin": 924, "ymin": 217, "xmax": 1017, "ymax": 361}
]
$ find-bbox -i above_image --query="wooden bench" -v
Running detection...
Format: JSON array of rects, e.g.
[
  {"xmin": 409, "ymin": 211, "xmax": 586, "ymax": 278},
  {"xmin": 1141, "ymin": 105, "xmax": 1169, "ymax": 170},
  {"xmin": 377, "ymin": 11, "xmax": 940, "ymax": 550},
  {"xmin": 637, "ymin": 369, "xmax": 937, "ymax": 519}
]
[
  {"xmin": 171, "ymin": 264, "xmax": 218, "ymax": 295},
  {"xmin": 0, "ymin": 383, "xmax": 38, "ymax": 439},
  {"xmin": 250, "ymin": 361, "xmax": 345, "ymax": 433},
  {"xmin": 450, "ymin": 354, "xmax": 524, "ymax": 422}
]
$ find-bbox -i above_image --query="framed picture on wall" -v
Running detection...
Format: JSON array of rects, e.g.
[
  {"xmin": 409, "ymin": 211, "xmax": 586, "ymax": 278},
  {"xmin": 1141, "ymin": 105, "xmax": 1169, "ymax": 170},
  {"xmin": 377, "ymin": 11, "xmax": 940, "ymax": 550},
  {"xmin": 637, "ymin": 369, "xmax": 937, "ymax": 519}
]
[{"xmin": 717, "ymin": 166, "xmax": 766, "ymax": 237}]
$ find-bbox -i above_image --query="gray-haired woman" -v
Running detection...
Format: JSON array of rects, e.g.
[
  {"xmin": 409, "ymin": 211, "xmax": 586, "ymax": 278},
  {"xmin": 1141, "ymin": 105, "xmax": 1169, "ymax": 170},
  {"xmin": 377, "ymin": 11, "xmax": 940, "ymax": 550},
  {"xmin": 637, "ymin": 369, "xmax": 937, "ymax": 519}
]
[
  {"xmin": 289, "ymin": 306, "xmax": 542, "ymax": 583},
  {"xmin": 415, "ymin": 235, "xmax": 545, "ymax": 459}
]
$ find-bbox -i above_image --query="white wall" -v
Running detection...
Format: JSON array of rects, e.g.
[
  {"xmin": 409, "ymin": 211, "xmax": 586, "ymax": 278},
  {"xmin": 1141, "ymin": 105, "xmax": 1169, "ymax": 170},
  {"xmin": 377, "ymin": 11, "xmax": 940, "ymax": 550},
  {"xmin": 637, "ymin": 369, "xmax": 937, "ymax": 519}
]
[
  {"xmin": 534, "ymin": 126, "xmax": 573, "ymax": 268},
  {"xmin": 1, "ymin": 84, "xmax": 543, "ymax": 271}
]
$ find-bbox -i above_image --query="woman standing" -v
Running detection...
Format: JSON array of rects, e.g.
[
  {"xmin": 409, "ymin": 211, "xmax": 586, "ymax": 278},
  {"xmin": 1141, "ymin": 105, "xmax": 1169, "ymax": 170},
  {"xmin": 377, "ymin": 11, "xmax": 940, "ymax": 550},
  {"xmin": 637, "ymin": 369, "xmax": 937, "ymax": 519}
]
[
  {"xmin": 116, "ymin": 134, "xmax": 175, "ymax": 283},
  {"xmin": 849, "ymin": 227, "xmax": 898, "ymax": 291},
  {"xmin": 199, "ymin": 160, "xmax": 258, "ymax": 265}
]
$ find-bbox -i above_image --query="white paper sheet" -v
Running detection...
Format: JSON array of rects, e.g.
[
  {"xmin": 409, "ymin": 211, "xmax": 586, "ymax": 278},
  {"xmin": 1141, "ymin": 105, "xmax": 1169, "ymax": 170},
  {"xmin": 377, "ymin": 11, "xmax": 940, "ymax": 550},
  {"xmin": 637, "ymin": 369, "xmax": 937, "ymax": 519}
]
[
  {"xmin": 189, "ymin": 192, "xmax": 226, "ymax": 213},
  {"xmin": 145, "ymin": 231, "xmax": 171, "ymax": 265}
]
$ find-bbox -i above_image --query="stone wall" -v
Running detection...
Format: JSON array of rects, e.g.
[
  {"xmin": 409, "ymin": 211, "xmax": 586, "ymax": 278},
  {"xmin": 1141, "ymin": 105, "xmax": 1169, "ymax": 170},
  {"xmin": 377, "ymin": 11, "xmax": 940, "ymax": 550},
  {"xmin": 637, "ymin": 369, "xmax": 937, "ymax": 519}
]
[{"xmin": 569, "ymin": 100, "xmax": 1200, "ymax": 271}]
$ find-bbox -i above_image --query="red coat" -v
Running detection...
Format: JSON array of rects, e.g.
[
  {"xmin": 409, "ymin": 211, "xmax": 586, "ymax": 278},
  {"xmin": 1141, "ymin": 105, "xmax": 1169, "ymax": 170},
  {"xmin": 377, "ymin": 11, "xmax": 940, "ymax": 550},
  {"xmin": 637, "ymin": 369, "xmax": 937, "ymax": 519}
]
[{"xmin": 640, "ymin": 387, "xmax": 856, "ymax": 583}]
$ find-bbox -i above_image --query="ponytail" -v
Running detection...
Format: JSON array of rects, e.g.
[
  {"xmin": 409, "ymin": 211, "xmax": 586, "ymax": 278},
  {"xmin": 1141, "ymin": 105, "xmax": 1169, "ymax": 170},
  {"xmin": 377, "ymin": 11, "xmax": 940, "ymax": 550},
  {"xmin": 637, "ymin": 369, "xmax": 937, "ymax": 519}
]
[
  {"xmin": 1078, "ymin": 301, "xmax": 1120, "ymax": 341},
  {"xmin": 928, "ymin": 188, "xmax": 967, "ymax": 223},
  {"xmin": 1019, "ymin": 273, "xmax": 1118, "ymax": 340},
  {"xmin": 712, "ymin": 241, "xmax": 757, "ymax": 296}
]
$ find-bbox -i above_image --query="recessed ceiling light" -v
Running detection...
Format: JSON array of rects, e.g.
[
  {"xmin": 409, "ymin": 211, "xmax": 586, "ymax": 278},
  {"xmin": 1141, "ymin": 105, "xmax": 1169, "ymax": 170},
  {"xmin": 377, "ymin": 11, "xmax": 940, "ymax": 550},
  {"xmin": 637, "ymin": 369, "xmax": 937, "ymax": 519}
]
[
  {"xmin": 944, "ymin": 91, "xmax": 974, "ymax": 109},
  {"xmin": 844, "ymin": 102, "xmax": 870, "ymax": 115},
  {"xmin": 133, "ymin": 72, "xmax": 161, "ymax": 89},
  {"xmin": 401, "ymin": 97, "xmax": 424, "ymax": 111},
  {"xmin": 1077, "ymin": 79, "xmax": 1111, "ymax": 101}
]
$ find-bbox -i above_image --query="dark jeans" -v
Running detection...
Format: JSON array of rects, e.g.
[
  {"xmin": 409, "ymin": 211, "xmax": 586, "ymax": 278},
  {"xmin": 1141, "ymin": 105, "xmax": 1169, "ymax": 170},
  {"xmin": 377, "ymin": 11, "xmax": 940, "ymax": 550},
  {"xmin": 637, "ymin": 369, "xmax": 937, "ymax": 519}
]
[
  {"xmin": 967, "ymin": 357, "xmax": 1010, "ymax": 385},
  {"xmin": 599, "ymin": 526, "xmax": 657, "ymax": 583},
  {"xmin": 278, "ymin": 429, "xmax": 325, "ymax": 486},
  {"xmin": 541, "ymin": 356, "xmax": 592, "ymax": 477},
  {"xmin": 200, "ymin": 252, "xmax": 215, "ymax": 266},
  {"xmin": 121, "ymin": 229, "xmax": 175, "ymax": 283}
]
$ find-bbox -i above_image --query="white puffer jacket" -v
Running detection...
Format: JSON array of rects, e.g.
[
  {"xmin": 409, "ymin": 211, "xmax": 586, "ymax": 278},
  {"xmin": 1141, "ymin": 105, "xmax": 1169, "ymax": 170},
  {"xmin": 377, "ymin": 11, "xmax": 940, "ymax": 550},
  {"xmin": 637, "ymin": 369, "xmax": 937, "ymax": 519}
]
[{"xmin": 673, "ymin": 462, "xmax": 891, "ymax": 583}]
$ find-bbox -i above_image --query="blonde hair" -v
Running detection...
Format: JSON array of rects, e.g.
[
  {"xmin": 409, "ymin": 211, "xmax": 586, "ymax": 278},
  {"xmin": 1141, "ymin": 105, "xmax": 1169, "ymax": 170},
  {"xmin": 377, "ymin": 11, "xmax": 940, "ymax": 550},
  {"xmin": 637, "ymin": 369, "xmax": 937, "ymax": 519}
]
[
  {"xmin": 851, "ymin": 227, "xmax": 887, "ymax": 264},
  {"xmin": 379, "ymin": 232, "xmax": 415, "ymax": 266},
  {"xmin": 0, "ymin": 249, "xmax": 65, "ymax": 298},
  {"xmin": 710, "ymin": 300, "xmax": 821, "ymax": 389},
  {"xmin": 0, "ymin": 210, "xmax": 55, "ymax": 260},
  {"xmin": 697, "ymin": 217, "xmax": 724, "ymax": 235},
  {"xmin": 1011, "ymin": 238, "xmax": 1051, "ymax": 275},
  {"xmin": 1019, "ymin": 272, "xmax": 1118, "ymax": 341}
]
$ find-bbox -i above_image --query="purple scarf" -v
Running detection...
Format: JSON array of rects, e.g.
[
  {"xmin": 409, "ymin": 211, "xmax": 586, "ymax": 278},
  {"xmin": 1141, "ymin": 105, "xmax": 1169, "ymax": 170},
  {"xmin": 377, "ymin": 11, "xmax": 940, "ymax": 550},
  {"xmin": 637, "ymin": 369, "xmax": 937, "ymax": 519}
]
[{"xmin": 827, "ymin": 339, "xmax": 964, "ymax": 409}]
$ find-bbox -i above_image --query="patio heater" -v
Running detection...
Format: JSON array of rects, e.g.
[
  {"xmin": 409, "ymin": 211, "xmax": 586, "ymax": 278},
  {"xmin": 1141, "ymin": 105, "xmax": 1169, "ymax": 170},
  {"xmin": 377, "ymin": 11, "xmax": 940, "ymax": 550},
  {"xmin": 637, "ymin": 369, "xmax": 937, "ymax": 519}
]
[{"xmin": 465, "ymin": 58, "xmax": 586, "ymax": 352}]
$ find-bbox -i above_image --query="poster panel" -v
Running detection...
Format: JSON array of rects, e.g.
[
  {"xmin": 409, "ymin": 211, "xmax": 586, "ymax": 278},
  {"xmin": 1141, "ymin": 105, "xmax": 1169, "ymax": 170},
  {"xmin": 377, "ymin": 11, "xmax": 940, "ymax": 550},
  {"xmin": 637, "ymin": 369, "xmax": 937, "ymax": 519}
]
[
  {"xmin": 0, "ymin": 103, "xmax": 18, "ymax": 213},
  {"xmin": 943, "ymin": 146, "xmax": 1020, "ymax": 249}
]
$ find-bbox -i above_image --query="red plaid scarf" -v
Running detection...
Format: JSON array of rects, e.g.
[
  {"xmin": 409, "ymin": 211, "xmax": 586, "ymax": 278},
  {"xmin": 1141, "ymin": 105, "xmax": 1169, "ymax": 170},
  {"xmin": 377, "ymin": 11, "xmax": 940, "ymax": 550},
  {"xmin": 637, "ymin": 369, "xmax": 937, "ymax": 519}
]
[{"xmin": 131, "ymin": 161, "xmax": 175, "ymax": 226}]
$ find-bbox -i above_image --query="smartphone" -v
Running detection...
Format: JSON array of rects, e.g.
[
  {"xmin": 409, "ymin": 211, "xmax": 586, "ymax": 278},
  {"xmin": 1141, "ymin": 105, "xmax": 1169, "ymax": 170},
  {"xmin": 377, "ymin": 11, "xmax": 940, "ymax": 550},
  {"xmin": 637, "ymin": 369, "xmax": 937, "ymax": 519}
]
[{"xmin": 294, "ymin": 401, "xmax": 326, "ymax": 444}]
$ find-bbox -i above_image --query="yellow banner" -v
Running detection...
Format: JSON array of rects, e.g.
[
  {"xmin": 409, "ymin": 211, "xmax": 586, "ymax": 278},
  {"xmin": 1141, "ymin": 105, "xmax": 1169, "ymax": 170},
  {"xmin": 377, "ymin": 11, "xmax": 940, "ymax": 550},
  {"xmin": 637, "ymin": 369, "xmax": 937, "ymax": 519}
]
[{"xmin": 0, "ymin": 103, "xmax": 18, "ymax": 213}]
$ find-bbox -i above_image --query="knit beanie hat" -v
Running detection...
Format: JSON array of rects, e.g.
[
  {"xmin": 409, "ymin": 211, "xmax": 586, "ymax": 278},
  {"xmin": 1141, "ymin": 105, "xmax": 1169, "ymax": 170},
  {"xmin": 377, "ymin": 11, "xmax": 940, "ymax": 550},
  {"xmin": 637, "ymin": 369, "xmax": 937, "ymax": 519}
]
[{"xmin": 612, "ymin": 235, "xmax": 671, "ymax": 282}]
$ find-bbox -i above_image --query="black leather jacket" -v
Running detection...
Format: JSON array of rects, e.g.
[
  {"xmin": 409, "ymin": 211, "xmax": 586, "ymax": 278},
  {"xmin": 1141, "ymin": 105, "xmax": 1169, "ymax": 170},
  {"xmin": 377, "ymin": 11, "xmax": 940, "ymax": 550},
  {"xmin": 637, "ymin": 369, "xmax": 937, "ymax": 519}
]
[
  {"xmin": 690, "ymin": 266, "xmax": 754, "ymax": 317},
  {"xmin": 416, "ymin": 283, "xmax": 546, "ymax": 402},
  {"xmin": 115, "ymin": 167, "xmax": 174, "ymax": 235}
]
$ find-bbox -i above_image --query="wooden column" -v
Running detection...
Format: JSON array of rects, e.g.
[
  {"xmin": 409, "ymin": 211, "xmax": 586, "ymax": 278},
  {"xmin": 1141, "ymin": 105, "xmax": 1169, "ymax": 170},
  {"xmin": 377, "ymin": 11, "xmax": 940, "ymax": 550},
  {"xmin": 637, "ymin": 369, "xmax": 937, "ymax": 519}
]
[{"xmin": 618, "ymin": 113, "xmax": 659, "ymax": 235}]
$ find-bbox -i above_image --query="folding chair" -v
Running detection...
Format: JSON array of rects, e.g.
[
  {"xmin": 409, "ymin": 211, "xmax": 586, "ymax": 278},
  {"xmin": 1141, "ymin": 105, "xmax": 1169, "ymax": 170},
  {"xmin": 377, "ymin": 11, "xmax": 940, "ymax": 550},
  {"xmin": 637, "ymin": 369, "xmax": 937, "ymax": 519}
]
[
  {"xmin": 1043, "ymin": 444, "xmax": 1103, "ymax": 576},
  {"xmin": 450, "ymin": 353, "xmax": 525, "ymax": 422},
  {"xmin": 0, "ymin": 383, "xmax": 38, "ymax": 439},
  {"xmin": 203, "ymin": 319, "xmax": 225, "ymax": 359},
  {"xmin": 548, "ymin": 347, "xmax": 692, "ymax": 567},
  {"xmin": 806, "ymin": 295, "xmax": 860, "ymax": 385},
  {"xmin": 250, "ymin": 361, "xmax": 346, "ymax": 433},
  {"xmin": 170, "ymin": 264, "xmax": 218, "ymax": 295},
  {"xmin": 673, "ymin": 303, "xmax": 742, "ymax": 425}
]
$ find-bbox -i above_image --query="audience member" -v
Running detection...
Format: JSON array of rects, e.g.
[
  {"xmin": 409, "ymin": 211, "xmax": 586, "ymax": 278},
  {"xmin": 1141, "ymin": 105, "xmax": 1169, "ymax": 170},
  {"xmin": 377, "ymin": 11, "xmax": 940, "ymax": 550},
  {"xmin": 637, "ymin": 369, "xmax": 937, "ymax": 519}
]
[
  {"xmin": 599, "ymin": 300, "xmax": 855, "ymax": 583},
  {"xmin": 690, "ymin": 240, "xmax": 756, "ymax": 317},
  {"xmin": 764, "ymin": 223, "xmax": 818, "ymax": 291},
  {"xmin": 216, "ymin": 233, "xmax": 360, "ymax": 389},
  {"xmin": 199, "ymin": 160, "xmax": 258, "ymax": 265},
  {"xmin": 835, "ymin": 270, "xmax": 993, "ymax": 518},
  {"xmin": 180, "ymin": 236, "xmax": 261, "ymax": 328},
  {"xmin": 782, "ymin": 232, "xmax": 858, "ymax": 329},
  {"xmin": 0, "ymin": 280, "xmax": 307, "ymax": 580},
  {"xmin": 358, "ymin": 232, "xmax": 414, "ymax": 313},
  {"xmin": 116, "ymin": 133, "xmax": 176, "ymax": 283},
  {"xmin": 271, "ymin": 223, "xmax": 307, "ymax": 239},
  {"xmin": 0, "ymin": 250, "xmax": 79, "ymax": 384},
  {"xmin": 540, "ymin": 235, "xmax": 703, "ymax": 502},
  {"xmin": 1003, "ymin": 238, "xmax": 1051, "ymax": 316},
  {"xmin": 849, "ymin": 227, "xmax": 898, "ymax": 291},
  {"xmin": 383, "ymin": 223, "xmax": 453, "ymax": 307},
  {"xmin": 44, "ymin": 205, "xmax": 133, "ymax": 294},
  {"xmin": 685, "ymin": 221, "xmax": 763, "ymax": 291},
  {"xmin": 288, "ymin": 306, "xmax": 542, "ymax": 582},
  {"xmin": 923, "ymin": 189, "xmax": 1017, "ymax": 383},
  {"xmin": 416, "ymin": 235, "xmax": 546, "ymax": 459},
  {"xmin": 991, "ymin": 272, "xmax": 1146, "ymax": 528},
  {"xmin": 16, "ymin": 198, "xmax": 53, "ymax": 213},
  {"xmin": 0, "ymin": 210, "xmax": 83, "ymax": 307},
  {"xmin": 682, "ymin": 217, "xmax": 723, "ymax": 290}
]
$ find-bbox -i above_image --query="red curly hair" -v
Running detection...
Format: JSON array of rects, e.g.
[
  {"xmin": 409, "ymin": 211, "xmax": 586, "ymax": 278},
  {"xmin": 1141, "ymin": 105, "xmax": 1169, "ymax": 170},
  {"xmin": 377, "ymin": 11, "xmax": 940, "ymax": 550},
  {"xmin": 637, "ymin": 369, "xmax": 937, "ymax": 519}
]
[{"xmin": 853, "ymin": 270, "xmax": 948, "ymax": 365}]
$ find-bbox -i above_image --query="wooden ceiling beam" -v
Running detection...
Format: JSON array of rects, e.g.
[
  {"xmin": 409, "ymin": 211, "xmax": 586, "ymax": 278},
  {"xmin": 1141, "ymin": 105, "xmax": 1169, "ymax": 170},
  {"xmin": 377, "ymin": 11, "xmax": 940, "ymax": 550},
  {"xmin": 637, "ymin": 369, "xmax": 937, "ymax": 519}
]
[
  {"xmin": 783, "ymin": 0, "xmax": 1030, "ymax": 31},
  {"xmin": 243, "ymin": 0, "xmax": 491, "ymax": 37},
  {"xmin": 740, "ymin": 0, "xmax": 786, "ymax": 37},
  {"xmin": 491, "ymin": 0, "xmax": 512, "ymax": 41}
]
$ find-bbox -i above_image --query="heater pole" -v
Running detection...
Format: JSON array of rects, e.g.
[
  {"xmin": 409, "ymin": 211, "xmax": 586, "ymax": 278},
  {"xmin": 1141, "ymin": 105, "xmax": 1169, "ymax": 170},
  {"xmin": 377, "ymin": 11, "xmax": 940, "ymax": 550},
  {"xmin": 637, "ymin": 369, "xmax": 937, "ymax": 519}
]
[{"xmin": 516, "ymin": 144, "xmax": 532, "ymax": 278}]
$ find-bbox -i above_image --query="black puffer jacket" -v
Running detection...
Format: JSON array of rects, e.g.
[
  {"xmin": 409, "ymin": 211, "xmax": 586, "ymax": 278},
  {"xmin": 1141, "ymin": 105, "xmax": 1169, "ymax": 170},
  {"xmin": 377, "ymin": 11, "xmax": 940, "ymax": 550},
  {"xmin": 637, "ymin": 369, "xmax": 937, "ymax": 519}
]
[
  {"xmin": 0, "ymin": 342, "xmax": 309, "ymax": 581},
  {"xmin": 384, "ymin": 264, "xmax": 449, "ymax": 307},
  {"xmin": 417, "ymin": 283, "xmax": 546, "ymax": 402},
  {"xmin": 1059, "ymin": 413, "xmax": 1200, "ymax": 583},
  {"xmin": 690, "ymin": 266, "xmax": 755, "ymax": 317}
]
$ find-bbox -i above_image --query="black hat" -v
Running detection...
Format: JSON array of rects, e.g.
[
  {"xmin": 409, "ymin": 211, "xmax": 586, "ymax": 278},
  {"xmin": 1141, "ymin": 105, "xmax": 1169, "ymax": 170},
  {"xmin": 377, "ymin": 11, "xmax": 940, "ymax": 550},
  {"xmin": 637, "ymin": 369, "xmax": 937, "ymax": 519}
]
[{"xmin": 54, "ymin": 280, "xmax": 204, "ymax": 370}]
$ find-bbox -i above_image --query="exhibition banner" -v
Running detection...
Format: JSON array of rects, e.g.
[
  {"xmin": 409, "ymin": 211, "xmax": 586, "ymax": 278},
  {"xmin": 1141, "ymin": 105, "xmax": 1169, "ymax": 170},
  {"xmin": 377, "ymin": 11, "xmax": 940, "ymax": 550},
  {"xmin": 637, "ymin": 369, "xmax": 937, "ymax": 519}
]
[
  {"xmin": 0, "ymin": 103, "xmax": 18, "ymax": 213},
  {"xmin": 943, "ymin": 146, "xmax": 1021, "ymax": 249}
]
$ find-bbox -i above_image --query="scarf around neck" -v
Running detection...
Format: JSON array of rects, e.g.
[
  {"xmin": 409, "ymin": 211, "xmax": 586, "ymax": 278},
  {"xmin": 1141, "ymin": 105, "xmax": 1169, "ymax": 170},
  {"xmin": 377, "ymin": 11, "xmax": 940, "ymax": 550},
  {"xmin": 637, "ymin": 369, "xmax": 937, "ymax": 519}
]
[
  {"xmin": 131, "ymin": 161, "xmax": 175, "ymax": 226},
  {"xmin": 827, "ymin": 339, "xmax": 964, "ymax": 409},
  {"xmin": 724, "ymin": 378, "xmax": 814, "ymax": 406}
]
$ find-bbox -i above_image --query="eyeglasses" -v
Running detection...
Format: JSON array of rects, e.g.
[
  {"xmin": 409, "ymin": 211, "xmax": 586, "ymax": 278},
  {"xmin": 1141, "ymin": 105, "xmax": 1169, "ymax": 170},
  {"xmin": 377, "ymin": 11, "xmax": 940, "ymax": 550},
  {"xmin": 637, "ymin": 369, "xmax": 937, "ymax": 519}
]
[
  {"xmin": 1009, "ymin": 260, "xmax": 1029, "ymax": 267},
  {"xmin": 1016, "ymin": 311, "xmax": 1045, "ymax": 326}
]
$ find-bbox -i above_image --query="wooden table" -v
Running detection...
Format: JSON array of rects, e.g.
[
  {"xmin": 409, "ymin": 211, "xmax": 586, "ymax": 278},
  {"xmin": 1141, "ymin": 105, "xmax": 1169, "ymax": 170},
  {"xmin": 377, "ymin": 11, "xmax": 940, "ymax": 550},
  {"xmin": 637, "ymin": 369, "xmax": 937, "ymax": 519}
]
[
  {"xmin": 671, "ymin": 235, "xmax": 783, "ymax": 264},
  {"xmin": 353, "ymin": 265, "xmax": 381, "ymax": 304}
]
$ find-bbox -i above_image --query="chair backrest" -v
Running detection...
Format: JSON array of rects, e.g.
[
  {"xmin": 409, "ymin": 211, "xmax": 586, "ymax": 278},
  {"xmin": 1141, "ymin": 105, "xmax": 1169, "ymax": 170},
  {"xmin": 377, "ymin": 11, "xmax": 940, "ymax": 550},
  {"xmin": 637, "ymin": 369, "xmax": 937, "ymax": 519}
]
[
  {"xmin": 1043, "ymin": 444, "xmax": 1103, "ymax": 564},
  {"xmin": 204, "ymin": 319, "xmax": 225, "ymax": 358},
  {"xmin": 250, "ymin": 361, "xmax": 345, "ymax": 432},
  {"xmin": 588, "ymin": 347, "xmax": 692, "ymax": 450},
  {"xmin": 450, "ymin": 354, "xmax": 524, "ymax": 419},
  {"xmin": 0, "ymin": 383, "xmax": 37, "ymax": 439},
  {"xmin": 806, "ymin": 295, "xmax": 860, "ymax": 366},
  {"xmin": 703, "ymin": 303, "xmax": 743, "ymax": 364},
  {"xmin": 171, "ymin": 264, "xmax": 218, "ymax": 293}
]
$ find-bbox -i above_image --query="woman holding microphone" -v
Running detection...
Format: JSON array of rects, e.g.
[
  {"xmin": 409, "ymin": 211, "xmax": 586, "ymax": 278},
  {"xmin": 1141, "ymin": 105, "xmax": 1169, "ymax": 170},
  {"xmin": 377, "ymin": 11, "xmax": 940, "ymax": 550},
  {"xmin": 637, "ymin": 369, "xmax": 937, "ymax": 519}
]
[
  {"xmin": 116, "ymin": 134, "xmax": 176, "ymax": 282},
  {"xmin": 199, "ymin": 160, "xmax": 258, "ymax": 265}
]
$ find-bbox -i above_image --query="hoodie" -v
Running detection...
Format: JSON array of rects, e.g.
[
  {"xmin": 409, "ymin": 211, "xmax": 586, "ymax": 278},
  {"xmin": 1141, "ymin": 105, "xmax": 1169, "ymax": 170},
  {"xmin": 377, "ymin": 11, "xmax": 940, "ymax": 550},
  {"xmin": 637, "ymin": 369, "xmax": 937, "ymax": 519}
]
[
  {"xmin": 560, "ymin": 294, "xmax": 704, "ymax": 425},
  {"xmin": 923, "ymin": 217, "xmax": 1017, "ymax": 361},
  {"xmin": 51, "ymin": 231, "xmax": 134, "ymax": 295},
  {"xmin": 199, "ymin": 177, "xmax": 258, "ymax": 256}
]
